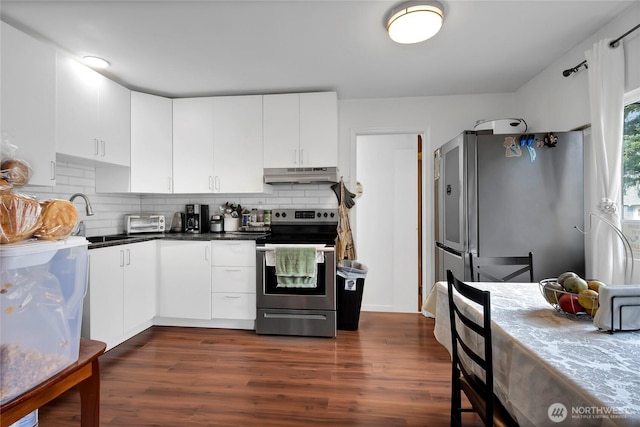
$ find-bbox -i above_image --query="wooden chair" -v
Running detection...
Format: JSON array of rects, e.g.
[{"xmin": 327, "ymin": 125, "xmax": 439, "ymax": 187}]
[
  {"xmin": 469, "ymin": 252, "xmax": 534, "ymax": 282},
  {"xmin": 446, "ymin": 270, "xmax": 519, "ymax": 427}
]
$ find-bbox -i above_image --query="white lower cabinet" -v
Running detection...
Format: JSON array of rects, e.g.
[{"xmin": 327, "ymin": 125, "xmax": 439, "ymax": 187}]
[
  {"xmin": 158, "ymin": 240, "xmax": 212, "ymax": 319},
  {"xmin": 211, "ymin": 241, "xmax": 256, "ymax": 321},
  {"xmin": 123, "ymin": 241, "xmax": 157, "ymax": 330},
  {"xmin": 87, "ymin": 239, "xmax": 256, "ymax": 347},
  {"xmin": 85, "ymin": 240, "xmax": 157, "ymax": 349}
]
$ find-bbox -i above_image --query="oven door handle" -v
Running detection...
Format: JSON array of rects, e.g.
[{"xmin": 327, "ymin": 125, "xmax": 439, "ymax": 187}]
[
  {"xmin": 263, "ymin": 313, "xmax": 328, "ymax": 320},
  {"xmin": 257, "ymin": 247, "xmax": 335, "ymax": 253}
]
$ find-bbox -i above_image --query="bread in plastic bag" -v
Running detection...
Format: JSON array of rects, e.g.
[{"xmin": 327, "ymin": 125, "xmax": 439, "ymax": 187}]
[
  {"xmin": 1, "ymin": 158, "xmax": 32, "ymax": 187},
  {"xmin": 0, "ymin": 178, "xmax": 11, "ymax": 194},
  {"xmin": 1, "ymin": 132, "xmax": 32, "ymax": 188},
  {"xmin": 0, "ymin": 192, "xmax": 42, "ymax": 243},
  {"xmin": 34, "ymin": 200, "xmax": 78, "ymax": 241}
]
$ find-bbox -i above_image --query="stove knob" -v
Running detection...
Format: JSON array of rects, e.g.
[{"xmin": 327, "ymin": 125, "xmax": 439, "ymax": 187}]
[
  {"xmin": 323, "ymin": 212, "xmax": 328, "ymax": 217},
  {"xmin": 317, "ymin": 212, "xmax": 321, "ymax": 218},
  {"xmin": 330, "ymin": 212, "xmax": 335, "ymax": 218},
  {"xmin": 281, "ymin": 212, "xmax": 287, "ymax": 218}
]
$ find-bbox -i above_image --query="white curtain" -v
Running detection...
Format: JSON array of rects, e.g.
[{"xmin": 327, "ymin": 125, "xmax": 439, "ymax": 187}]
[{"xmin": 585, "ymin": 39, "xmax": 626, "ymax": 284}]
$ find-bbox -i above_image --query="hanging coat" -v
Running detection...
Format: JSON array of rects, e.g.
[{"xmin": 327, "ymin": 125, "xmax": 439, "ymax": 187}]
[{"xmin": 336, "ymin": 180, "xmax": 357, "ymax": 261}]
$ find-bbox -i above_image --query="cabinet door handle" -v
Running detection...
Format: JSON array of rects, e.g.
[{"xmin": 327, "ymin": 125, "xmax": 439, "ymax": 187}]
[
  {"xmin": 204, "ymin": 246, "xmax": 210, "ymax": 261},
  {"xmin": 126, "ymin": 249, "xmax": 131, "ymax": 266},
  {"xmin": 214, "ymin": 176, "xmax": 220, "ymax": 192},
  {"xmin": 167, "ymin": 176, "xmax": 172, "ymax": 192},
  {"xmin": 93, "ymin": 138, "xmax": 99, "ymax": 155},
  {"xmin": 300, "ymin": 149, "xmax": 304, "ymax": 165},
  {"xmin": 225, "ymin": 295, "xmax": 241, "ymax": 299},
  {"xmin": 293, "ymin": 149, "xmax": 298, "ymax": 165},
  {"xmin": 225, "ymin": 269, "xmax": 241, "ymax": 272},
  {"xmin": 209, "ymin": 176, "xmax": 214, "ymax": 191},
  {"xmin": 50, "ymin": 161, "xmax": 56, "ymax": 181},
  {"xmin": 120, "ymin": 250, "xmax": 125, "ymax": 267},
  {"xmin": 100, "ymin": 140, "xmax": 106, "ymax": 157}
]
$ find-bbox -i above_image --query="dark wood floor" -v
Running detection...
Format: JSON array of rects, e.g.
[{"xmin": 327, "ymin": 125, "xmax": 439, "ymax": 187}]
[{"xmin": 38, "ymin": 312, "xmax": 483, "ymax": 426}]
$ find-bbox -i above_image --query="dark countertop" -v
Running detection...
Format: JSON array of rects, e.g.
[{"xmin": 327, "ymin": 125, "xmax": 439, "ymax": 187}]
[{"xmin": 88, "ymin": 232, "xmax": 268, "ymax": 249}]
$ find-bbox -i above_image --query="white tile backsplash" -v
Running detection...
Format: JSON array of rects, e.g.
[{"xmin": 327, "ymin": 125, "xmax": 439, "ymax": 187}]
[{"xmin": 20, "ymin": 161, "xmax": 340, "ymax": 236}]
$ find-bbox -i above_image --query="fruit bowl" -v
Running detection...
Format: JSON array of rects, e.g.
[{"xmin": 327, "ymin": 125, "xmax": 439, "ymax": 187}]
[{"xmin": 539, "ymin": 278, "xmax": 599, "ymax": 317}]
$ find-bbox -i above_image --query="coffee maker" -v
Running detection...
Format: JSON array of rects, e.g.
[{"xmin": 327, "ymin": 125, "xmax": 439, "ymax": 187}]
[{"xmin": 185, "ymin": 204, "xmax": 210, "ymax": 233}]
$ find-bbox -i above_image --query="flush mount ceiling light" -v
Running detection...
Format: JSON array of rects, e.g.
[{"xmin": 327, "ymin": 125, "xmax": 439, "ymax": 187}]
[
  {"xmin": 82, "ymin": 56, "xmax": 110, "ymax": 69},
  {"xmin": 386, "ymin": 1, "xmax": 445, "ymax": 44}
]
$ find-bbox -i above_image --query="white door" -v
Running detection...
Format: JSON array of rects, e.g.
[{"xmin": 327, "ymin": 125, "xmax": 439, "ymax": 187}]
[{"xmin": 356, "ymin": 134, "xmax": 419, "ymax": 313}]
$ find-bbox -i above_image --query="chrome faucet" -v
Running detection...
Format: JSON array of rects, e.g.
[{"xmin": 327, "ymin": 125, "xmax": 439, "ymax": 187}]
[{"xmin": 69, "ymin": 193, "xmax": 95, "ymax": 216}]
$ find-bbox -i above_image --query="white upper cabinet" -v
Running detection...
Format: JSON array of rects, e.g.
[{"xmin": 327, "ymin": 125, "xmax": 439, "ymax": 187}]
[
  {"xmin": 172, "ymin": 97, "xmax": 215, "ymax": 193},
  {"xmin": 98, "ymin": 77, "xmax": 132, "ymax": 165},
  {"xmin": 173, "ymin": 95, "xmax": 268, "ymax": 194},
  {"xmin": 130, "ymin": 92, "xmax": 173, "ymax": 193},
  {"xmin": 56, "ymin": 53, "xmax": 130, "ymax": 166},
  {"xmin": 212, "ymin": 95, "xmax": 264, "ymax": 193},
  {"xmin": 263, "ymin": 91, "xmax": 338, "ymax": 168},
  {"xmin": 299, "ymin": 92, "xmax": 338, "ymax": 167},
  {"xmin": 1, "ymin": 22, "xmax": 57, "ymax": 186},
  {"xmin": 95, "ymin": 91, "xmax": 173, "ymax": 193},
  {"xmin": 263, "ymin": 93, "xmax": 299, "ymax": 167}
]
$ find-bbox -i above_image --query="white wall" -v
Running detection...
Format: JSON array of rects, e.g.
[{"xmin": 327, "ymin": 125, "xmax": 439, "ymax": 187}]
[{"xmin": 515, "ymin": 2, "xmax": 640, "ymax": 131}]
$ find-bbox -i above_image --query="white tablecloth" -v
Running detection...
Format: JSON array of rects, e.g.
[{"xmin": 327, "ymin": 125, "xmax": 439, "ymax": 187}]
[{"xmin": 431, "ymin": 281, "xmax": 640, "ymax": 427}]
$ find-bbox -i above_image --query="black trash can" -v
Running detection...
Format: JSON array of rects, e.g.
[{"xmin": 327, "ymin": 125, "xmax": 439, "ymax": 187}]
[{"xmin": 336, "ymin": 261, "xmax": 368, "ymax": 331}]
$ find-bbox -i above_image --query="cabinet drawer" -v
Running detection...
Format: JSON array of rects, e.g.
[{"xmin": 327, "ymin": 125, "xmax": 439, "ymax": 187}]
[
  {"xmin": 212, "ymin": 293, "xmax": 256, "ymax": 320},
  {"xmin": 212, "ymin": 266, "xmax": 255, "ymax": 293},
  {"xmin": 211, "ymin": 241, "xmax": 255, "ymax": 266}
]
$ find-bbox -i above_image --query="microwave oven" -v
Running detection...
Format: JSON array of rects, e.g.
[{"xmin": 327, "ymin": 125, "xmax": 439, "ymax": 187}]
[{"xmin": 124, "ymin": 214, "xmax": 165, "ymax": 234}]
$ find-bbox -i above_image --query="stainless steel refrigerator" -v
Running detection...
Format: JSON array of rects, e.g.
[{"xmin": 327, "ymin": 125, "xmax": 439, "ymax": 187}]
[{"xmin": 434, "ymin": 130, "xmax": 585, "ymax": 283}]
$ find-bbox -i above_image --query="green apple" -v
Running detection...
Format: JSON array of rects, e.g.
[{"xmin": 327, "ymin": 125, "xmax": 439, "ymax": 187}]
[
  {"xmin": 558, "ymin": 272, "xmax": 578, "ymax": 286},
  {"xmin": 563, "ymin": 276, "xmax": 588, "ymax": 294}
]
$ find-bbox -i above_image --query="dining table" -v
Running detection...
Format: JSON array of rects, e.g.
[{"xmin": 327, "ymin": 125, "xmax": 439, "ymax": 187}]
[{"xmin": 425, "ymin": 281, "xmax": 640, "ymax": 427}]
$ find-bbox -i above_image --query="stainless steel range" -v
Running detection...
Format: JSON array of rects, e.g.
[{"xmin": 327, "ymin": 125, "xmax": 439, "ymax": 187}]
[{"xmin": 256, "ymin": 208, "xmax": 338, "ymax": 337}]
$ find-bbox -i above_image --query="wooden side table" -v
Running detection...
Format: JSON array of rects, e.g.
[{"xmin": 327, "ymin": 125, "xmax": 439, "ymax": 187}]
[{"xmin": 1, "ymin": 338, "xmax": 106, "ymax": 427}]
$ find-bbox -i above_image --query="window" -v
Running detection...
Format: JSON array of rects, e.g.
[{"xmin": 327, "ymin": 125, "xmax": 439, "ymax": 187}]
[{"xmin": 621, "ymin": 89, "xmax": 640, "ymax": 252}]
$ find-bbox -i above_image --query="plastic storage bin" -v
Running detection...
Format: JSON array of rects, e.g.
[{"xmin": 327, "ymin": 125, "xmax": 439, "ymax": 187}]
[
  {"xmin": 336, "ymin": 261, "xmax": 368, "ymax": 331},
  {"xmin": 1, "ymin": 237, "xmax": 89, "ymax": 404}
]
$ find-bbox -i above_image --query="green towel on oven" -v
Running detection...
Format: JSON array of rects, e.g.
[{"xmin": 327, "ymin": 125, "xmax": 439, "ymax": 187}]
[{"xmin": 275, "ymin": 247, "xmax": 317, "ymax": 288}]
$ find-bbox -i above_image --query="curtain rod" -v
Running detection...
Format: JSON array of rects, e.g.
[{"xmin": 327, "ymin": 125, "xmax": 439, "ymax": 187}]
[{"xmin": 562, "ymin": 23, "xmax": 640, "ymax": 77}]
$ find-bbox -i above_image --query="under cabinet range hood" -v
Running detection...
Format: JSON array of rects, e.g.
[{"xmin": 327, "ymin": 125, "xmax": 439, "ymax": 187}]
[{"xmin": 263, "ymin": 167, "xmax": 339, "ymax": 184}]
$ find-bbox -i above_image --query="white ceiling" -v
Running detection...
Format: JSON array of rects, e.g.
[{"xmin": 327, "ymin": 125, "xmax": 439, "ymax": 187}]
[{"xmin": 1, "ymin": 0, "xmax": 635, "ymax": 99}]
